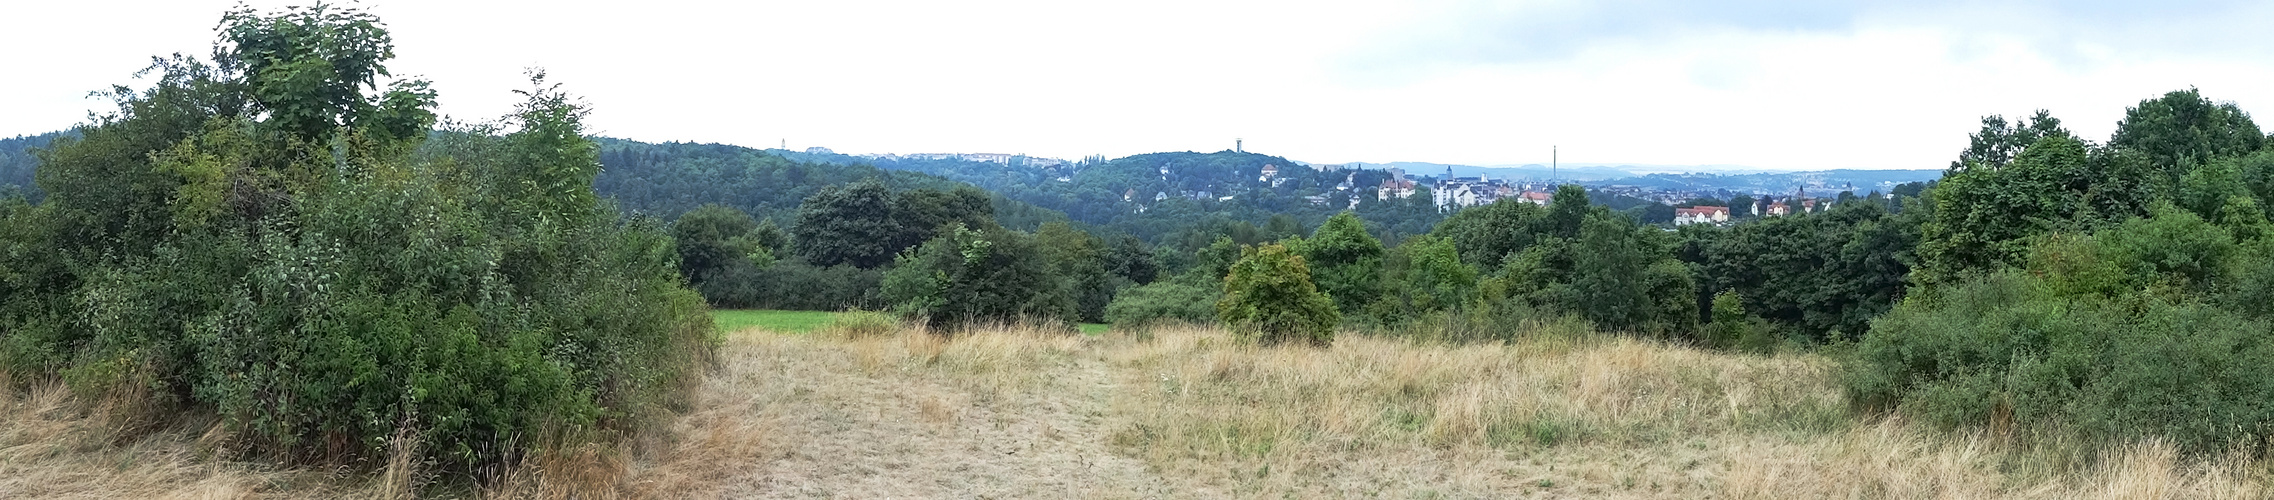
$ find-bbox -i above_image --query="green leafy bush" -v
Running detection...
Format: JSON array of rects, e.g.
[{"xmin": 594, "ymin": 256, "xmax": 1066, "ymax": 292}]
[
  {"xmin": 1847, "ymin": 207, "xmax": 2274, "ymax": 454},
  {"xmin": 0, "ymin": 5, "xmax": 712, "ymax": 474},
  {"xmin": 1297, "ymin": 212, "xmax": 1385, "ymax": 318},
  {"xmin": 1216, "ymin": 243, "xmax": 1339, "ymax": 346},
  {"xmin": 1703, "ymin": 291, "xmax": 1775, "ymax": 353},
  {"xmin": 879, "ymin": 224, "xmax": 1071, "ymax": 330}
]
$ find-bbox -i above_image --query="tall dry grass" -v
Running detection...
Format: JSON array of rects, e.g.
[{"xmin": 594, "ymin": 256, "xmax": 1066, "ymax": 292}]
[
  {"xmin": 1095, "ymin": 324, "xmax": 2273, "ymax": 498},
  {"xmin": 7, "ymin": 320, "xmax": 2272, "ymax": 498}
]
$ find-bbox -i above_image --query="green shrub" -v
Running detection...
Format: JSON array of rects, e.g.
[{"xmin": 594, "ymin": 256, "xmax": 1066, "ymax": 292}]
[
  {"xmin": 1847, "ymin": 208, "xmax": 2274, "ymax": 454},
  {"xmin": 879, "ymin": 224, "xmax": 1071, "ymax": 331},
  {"xmin": 1297, "ymin": 212, "xmax": 1385, "ymax": 318},
  {"xmin": 699, "ymin": 258, "xmax": 882, "ymax": 311},
  {"xmin": 0, "ymin": 5, "xmax": 713, "ymax": 474},
  {"xmin": 1703, "ymin": 291, "xmax": 1774, "ymax": 353},
  {"xmin": 1216, "ymin": 243, "xmax": 1339, "ymax": 346}
]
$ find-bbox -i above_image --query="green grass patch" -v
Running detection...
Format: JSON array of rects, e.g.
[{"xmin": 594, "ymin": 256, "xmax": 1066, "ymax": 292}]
[
  {"xmin": 715, "ymin": 309, "xmax": 1111, "ymax": 336},
  {"xmin": 713, "ymin": 309, "xmax": 841, "ymax": 334}
]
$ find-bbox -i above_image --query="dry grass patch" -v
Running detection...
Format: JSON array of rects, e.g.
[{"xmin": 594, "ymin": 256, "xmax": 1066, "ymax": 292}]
[
  {"xmin": 1098, "ymin": 325, "xmax": 2274, "ymax": 498},
  {"xmin": 0, "ymin": 377, "xmax": 344, "ymax": 499},
  {"xmin": 9, "ymin": 321, "xmax": 2274, "ymax": 498}
]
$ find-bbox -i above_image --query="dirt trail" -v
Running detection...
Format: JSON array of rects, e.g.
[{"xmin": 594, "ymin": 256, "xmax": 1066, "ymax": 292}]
[{"xmin": 704, "ymin": 334, "xmax": 1172, "ymax": 499}]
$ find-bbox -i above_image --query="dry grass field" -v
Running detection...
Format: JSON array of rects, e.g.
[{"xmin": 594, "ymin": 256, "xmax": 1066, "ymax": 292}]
[{"xmin": 5, "ymin": 318, "xmax": 2272, "ymax": 498}]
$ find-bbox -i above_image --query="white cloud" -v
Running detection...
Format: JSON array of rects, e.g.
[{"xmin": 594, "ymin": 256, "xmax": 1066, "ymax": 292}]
[{"xmin": 3, "ymin": 1, "xmax": 2270, "ymax": 170}]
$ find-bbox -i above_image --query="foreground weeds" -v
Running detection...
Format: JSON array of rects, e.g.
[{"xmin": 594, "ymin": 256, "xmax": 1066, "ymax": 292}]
[
  {"xmin": 6, "ymin": 322, "xmax": 2272, "ymax": 498},
  {"xmin": 1100, "ymin": 325, "xmax": 2270, "ymax": 498}
]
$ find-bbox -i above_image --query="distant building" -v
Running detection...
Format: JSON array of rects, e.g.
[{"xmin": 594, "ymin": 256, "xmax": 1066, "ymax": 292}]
[
  {"xmin": 805, "ymin": 146, "xmax": 835, "ymax": 155},
  {"xmin": 1674, "ymin": 206, "xmax": 1731, "ymax": 225},
  {"xmin": 1432, "ymin": 169, "xmax": 1511, "ymax": 208},
  {"xmin": 1517, "ymin": 191, "xmax": 1552, "ymax": 205},
  {"xmin": 961, "ymin": 153, "xmax": 1013, "ymax": 164},
  {"xmin": 1377, "ymin": 179, "xmax": 1417, "ymax": 201}
]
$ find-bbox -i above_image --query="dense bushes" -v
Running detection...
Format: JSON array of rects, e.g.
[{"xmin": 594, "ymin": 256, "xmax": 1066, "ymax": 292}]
[
  {"xmin": 690, "ymin": 258, "xmax": 884, "ymax": 311},
  {"xmin": 879, "ymin": 224, "xmax": 1071, "ymax": 329},
  {"xmin": 1692, "ymin": 199, "xmax": 1920, "ymax": 342},
  {"xmin": 1848, "ymin": 207, "xmax": 2274, "ymax": 453},
  {"xmin": 0, "ymin": 5, "xmax": 711, "ymax": 475},
  {"xmin": 1477, "ymin": 199, "xmax": 1697, "ymax": 338},
  {"xmin": 1847, "ymin": 89, "xmax": 2274, "ymax": 455}
]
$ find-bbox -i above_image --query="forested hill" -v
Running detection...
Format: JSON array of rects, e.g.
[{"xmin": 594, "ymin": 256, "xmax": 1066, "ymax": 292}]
[
  {"xmin": 770, "ymin": 147, "xmax": 1449, "ymax": 245},
  {"xmin": 590, "ymin": 137, "xmax": 1067, "ymax": 230},
  {"xmin": 0, "ymin": 132, "xmax": 70, "ymax": 199}
]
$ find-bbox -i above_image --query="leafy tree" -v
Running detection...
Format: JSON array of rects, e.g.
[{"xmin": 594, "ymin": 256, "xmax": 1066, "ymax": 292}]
[
  {"xmin": 216, "ymin": 3, "xmax": 434, "ymax": 144},
  {"xmin": 791, "ymin": 179, "xmax": 904, "ymax": 268},
  {"xmin": 1727, "ymin": 194, "xmax": 1756, "ymax": 218},
  {"xmin": 893, "ymin": 185, "xmax": 997, "ymax": 250},
  {"xmin": 1189, "ymin": 235, "xmax": 1244, "ymax": 282},
  {"xmin": 2111, "ymin": 88, "xmax": 2265, "ymax": 176},
  {"xmin": 1103, "ymin": 234, "xmax": 1158, "ymax": 285},
  {"xmin": 1543, "ymin": 185, "xmax": 1589, "ymax": 239},
  {"xmin": 1216, "ymin": 243, "xmax": 1339, "ymax": 346},
  {"xmin": 880, "ymin": 224, "xmax": 1070, "ymax": 330},
  {"xmin": 1430, "ymin": 198, "xmax": 1546, "ymax": 269},
  {"xmin": 1035, "ymin": 221, "xmax": 1117, "ymax": 323},
  {"xmin": 1298, "ymin": 212, "xmax": 1384, "ymax": 318},
  {"xmin": 672, "ymin": 203, "xmax": 769, "ymax": 288},
  {"xmin": 1917, "ymin": 135, "xmax": 2152, "ymax": 282},
  {"xmin": 1697, "ymin": 200, "xmax": 1920, "ymax": 341},
  {"xmin": 1484, "ymin": 198, "xmax": 1695, "ymax": 336},
  {"xmin": 1385, "ymin": 235, "xmax": 1476, "ymax": 317},
  {"xmin": 1950, "ymin": 110, "xmax": 2070, "ymax": 172}
]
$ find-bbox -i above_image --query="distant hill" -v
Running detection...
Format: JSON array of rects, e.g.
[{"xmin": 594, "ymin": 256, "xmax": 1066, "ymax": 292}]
[
  {"xmin": 773, "ymin": 148, "xmax": 1450, "ymax": 244},
  {"xmin": 1340, "ymin": 162, "xmax": 1637, "ymax": 182},
  {"xmin": 1604, "ymin": 169, "xmax": 1944, "ymax": 195},
  {"xmin": 0, "ymin": 128, "xmax": 1936, "ymax": 244},
  {"xmin": 588, "ymin": 137, "xmax": 1069, "ymax": 231},
  {"xmin": 0, "ymin": 131, "xmax": 71, "ymax": 199},
  {"xmin": 1330, "ymin": 159, "xmax": 1942, "ymax": 194}
]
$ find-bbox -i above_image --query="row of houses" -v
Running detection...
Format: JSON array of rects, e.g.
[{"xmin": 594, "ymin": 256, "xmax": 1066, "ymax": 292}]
[
  {"xmin": 1673, "ymin": 195, "xmax": 1829, "ymax": 226},
  {"xmin": 858, "ymin": 152, "xmax": 1070, "ymax": 169}
]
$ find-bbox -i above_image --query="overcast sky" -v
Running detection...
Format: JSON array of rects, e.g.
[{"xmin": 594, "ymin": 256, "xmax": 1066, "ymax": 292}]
[{"xmin": 6, "ymin": 1, "xmax": 2273, "ymax": 170}]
